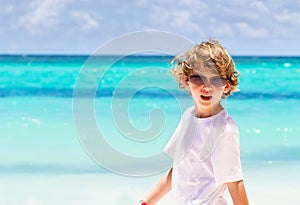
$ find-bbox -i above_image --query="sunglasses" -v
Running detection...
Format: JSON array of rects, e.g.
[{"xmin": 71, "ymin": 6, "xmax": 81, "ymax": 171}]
[{"xmin": 189, "ymin": 75, "xmax": 228, "ymax": 87}]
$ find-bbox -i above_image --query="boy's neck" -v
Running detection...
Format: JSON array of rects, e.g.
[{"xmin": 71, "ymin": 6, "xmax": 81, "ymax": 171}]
[{"xmin": 194, "ymin": 104, "xmax": 224, "ymax": 118}]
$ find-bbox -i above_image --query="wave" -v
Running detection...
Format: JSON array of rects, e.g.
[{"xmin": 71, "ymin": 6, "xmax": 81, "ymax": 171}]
[
  {"xmin": 0, "ymin": 164, "xmax": 104, "ymax": 174},
  {"xmin": 1, "ymin": 88, "xmax": 300, "ymax": 99},
  {"xmin": 2, "ymin": 146, "xmax": 300, "ymax": 174}
]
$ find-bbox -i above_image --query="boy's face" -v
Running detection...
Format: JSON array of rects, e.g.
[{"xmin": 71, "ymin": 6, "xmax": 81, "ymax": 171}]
[{"xmin": 186, "ymin": 68, "xmax": 231, "ymax": 117}]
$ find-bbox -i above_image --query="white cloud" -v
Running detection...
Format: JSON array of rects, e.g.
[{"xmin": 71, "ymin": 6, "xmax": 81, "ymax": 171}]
[
  {"xmin": 1, "ymin": 0, "xmax": 300, "ymax": 54},
  {"xmin": 275, "ymin": 10, "xmax": 300, "ymax": 24},
  {"xmin": 209, "ymin": 22, "xmax": 235, "ymax": 38},
  {"xmin": 222, "ymin": 5, "xmax": 263, "ymax": 22},
  {"xmin": 5, "ymin": 4, "xmax": 14, "ymax": 13},
  {"xmin": 135, "ymin": 0, "xmax": 150, "ymax": 7},
  {"xmin": 71, "ymin": 11, "xmax": 100, "ymax": 31},
  {"xmin": 250, "ymin": 1, "xmax": 270, "ymax": 13},
  {"xmin": 169, "ymin": 11, "xmax": 190, "ymax": 27},
  {"xmin": 139, "ymin": 0, "xmax": 208, "ymax": 36},
  {"xmin": 178, "ymin": 0, "xmax": 207, "ymax": 8},
  {"xmin": 15, "ymin": 0, "xmax": 68, "ymax": 34},
  {"xmin": 235, "ymin": 22, "xmax": 269, "ymax": 38}
]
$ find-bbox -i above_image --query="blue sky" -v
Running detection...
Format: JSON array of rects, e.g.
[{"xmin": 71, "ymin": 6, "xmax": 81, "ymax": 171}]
[{"xmin": 1, "ymin": 0, "xmax": 300, "ymax": 55}]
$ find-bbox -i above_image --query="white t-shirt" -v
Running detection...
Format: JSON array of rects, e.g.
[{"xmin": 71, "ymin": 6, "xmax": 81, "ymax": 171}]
[{"xmin": 164, "ymin": 106, "xmax": 243, "ymax": 205}]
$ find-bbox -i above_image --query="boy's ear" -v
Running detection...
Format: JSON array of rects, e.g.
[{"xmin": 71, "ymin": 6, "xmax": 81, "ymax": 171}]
[{"xmin": 224, "ymin": 82, "xmax": 232, "ymax": 93}]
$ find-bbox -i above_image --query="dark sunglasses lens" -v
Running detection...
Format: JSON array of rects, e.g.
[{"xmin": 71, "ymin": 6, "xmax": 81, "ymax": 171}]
[
  {"xmin": 211, "ymin": 78, "xmax": 227, "ymax": 86},
  {"xmin": 190, "ymin": 76, "xmax": 204, "ymax": 85}
]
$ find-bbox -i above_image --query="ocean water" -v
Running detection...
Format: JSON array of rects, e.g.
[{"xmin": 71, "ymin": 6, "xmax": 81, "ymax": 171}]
[{"xmin": 1, "ymin": 55, "xmax": 300, "ymax": 204}]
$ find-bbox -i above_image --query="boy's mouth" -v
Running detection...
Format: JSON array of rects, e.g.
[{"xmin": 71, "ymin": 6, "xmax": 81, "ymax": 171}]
[{"xmin": 200, "ymin": 94, "xmax": 212, "ymax": 101}]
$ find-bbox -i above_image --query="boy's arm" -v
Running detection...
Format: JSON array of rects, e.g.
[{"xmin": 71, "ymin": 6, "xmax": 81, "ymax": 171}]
[
  {"xmin": 142, "ymin": 167, "xmax": 173, "ymax": 205},
  {"xmin": 227, "ymin": 180, "xmax": 249, "ymax": 205}
]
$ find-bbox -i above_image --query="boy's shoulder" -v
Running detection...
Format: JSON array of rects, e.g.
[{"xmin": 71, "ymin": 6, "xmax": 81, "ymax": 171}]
[
  {"xmin": 181, "ymin": 106, "xmax": 195, "ymax": 119},
  {"xmin": 183, "ymin": 106, "xmax": 195, "ymax": 115}
]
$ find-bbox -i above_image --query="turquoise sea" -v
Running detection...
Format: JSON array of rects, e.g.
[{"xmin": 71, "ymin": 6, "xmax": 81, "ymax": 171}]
[{"xmin": 1, "ymin": 55, "xmax": 300, "ymax": 204}]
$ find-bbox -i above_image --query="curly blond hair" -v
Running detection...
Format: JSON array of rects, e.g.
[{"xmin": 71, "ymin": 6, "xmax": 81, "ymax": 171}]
[{"xmin": 171, "ymin": 39, "xmax": 239, "ymax": 98}]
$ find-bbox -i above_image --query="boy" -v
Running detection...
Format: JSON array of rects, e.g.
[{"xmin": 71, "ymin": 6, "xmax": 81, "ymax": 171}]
[{"xmin": 139, "ymin": 39, "xmax": 249, "ymax": 205}]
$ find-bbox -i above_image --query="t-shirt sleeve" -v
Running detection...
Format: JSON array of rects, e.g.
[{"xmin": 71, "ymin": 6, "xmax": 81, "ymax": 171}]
[
  {"xmin": 164, "ymin": 106, "xmax": 195, "ymax": 160},
  {"xmin": 164, "ymin": 118, "xmax": 182, "ymax": 158},
  {"xmin": 211, "ymin": 123, "xmax": 244, "ymax": 184}
]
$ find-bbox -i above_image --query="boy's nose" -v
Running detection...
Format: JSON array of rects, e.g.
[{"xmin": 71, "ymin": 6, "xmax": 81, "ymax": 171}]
[{"xmin": 202, "ymin": 80, "xmax": 212, "ymax": 88}]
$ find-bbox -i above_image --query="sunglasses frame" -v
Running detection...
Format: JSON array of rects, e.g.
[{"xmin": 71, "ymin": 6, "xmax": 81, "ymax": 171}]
[{"xmin": 189, "ymin": 75, "xmax": 228, "ymax": 87}]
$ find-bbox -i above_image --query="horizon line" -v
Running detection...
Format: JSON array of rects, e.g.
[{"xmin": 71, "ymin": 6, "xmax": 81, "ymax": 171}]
[{"xmin": 0, "ymin": 53, "xmax": 300, "ymax": 57}]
